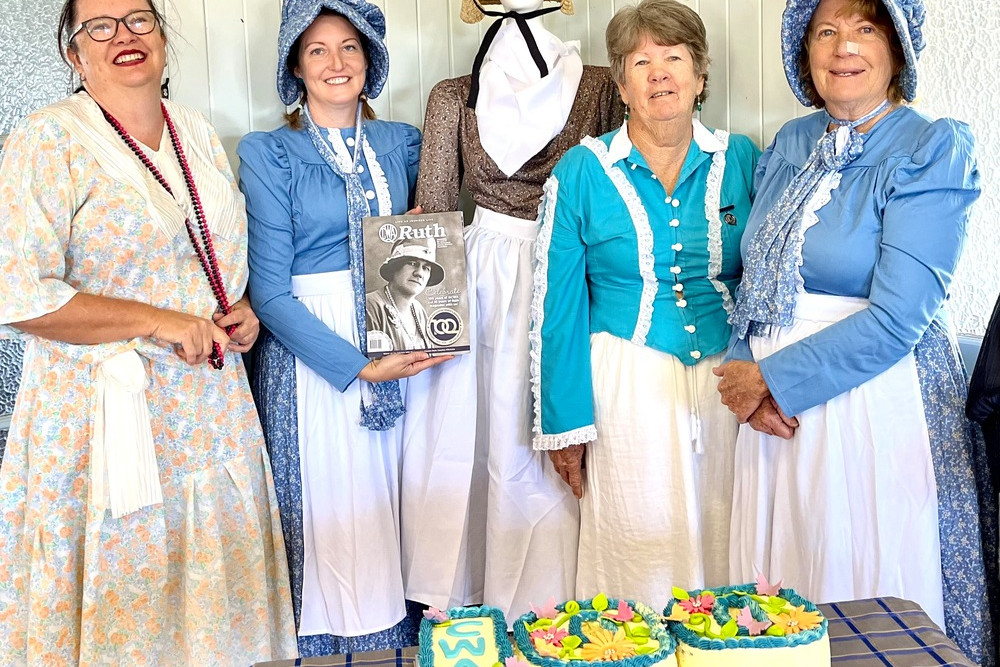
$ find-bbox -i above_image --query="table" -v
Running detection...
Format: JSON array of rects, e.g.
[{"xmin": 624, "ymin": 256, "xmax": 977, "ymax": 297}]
[{"xmin": 254, "ymin": 597, "xmax": 976, "ymax": 667}]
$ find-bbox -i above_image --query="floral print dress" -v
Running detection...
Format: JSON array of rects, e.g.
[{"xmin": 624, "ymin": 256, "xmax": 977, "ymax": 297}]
[{"xmin": 0, "ymin": 93, "xmax": 297, "ymax": 666}]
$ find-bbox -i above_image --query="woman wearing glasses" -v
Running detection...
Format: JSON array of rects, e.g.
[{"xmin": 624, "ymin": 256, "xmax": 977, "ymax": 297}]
[{"xmin": 0, "ymin": 0, "xmax": 296, "ymax": 663}]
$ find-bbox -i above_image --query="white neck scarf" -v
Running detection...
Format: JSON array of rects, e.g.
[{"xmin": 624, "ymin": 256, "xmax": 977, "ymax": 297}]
[{"xmin": 476, "ymin": 19, "xmax": 583, "ymax": 177}]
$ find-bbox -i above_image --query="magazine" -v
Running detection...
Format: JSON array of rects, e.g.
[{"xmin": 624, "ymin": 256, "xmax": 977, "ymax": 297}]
[{"xmin": 362, "ymin": 211, "xmax": 470, "ymax": 358}]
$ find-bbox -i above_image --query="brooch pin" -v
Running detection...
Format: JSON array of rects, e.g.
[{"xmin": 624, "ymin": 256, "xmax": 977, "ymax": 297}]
[{"xmin": 720, "ymin": 204, "xmax": 737, "ymax": 226}]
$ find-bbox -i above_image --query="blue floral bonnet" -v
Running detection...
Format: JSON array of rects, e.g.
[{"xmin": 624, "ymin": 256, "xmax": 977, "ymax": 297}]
[
  {"xmin": 781, "ymin": 0, "xmax": 926, "ymax": 106},
  {"xmin": 276, "ymin": 0, "xmax": 389, "ymax": 105}
]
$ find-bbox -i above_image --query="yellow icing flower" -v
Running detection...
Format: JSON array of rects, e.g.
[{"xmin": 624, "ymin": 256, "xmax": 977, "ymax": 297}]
[
  {"xmin": 579, "ymin": 626, "xmax": 637, "ymax": 661},
  {"xmin": 767, "ymin": 605, "xmax": 823, "ymax": 634},
  {"xmin": 662, "ymin": 603, "xmax": 690, "ymax": 623}
]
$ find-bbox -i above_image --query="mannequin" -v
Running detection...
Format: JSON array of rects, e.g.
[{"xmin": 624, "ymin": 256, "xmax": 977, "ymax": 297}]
[{"xmin": 400, "ymin": 0, "xmax": 624, "ymax": 622}]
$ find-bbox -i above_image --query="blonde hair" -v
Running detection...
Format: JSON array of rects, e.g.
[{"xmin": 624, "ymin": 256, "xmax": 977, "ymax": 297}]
[{"xmin": 284, "ymin": 96, "xmax": 376, "ymax": 130}]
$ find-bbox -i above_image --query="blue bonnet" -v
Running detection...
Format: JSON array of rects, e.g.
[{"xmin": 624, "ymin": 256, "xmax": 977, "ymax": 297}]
[
  {"xmin": 276, "ymin": 0, "xmax": 389, "ymax": 105},
  {"xmin": 781, "ymin": 0, "xmax": 926, "ymax": 106}
]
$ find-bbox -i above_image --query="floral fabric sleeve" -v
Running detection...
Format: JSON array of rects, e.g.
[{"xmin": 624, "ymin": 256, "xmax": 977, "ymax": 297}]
[{"xmin": 0, "ymin": 113, "xmax": 79, "ymax": 336}]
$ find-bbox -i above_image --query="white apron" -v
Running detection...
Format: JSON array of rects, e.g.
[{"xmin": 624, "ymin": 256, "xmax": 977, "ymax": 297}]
[
  {"xmin": 400, "ymin": 208, "xmax": 580, "ymax": 621},
  {"xmin": 579, "ymin": 333, "xmax": 737, "ymax": 612},
  {"xmin": 400, "ymin": 267, "xmax": 485, "ymax": 610},
  {"xmin": 473, "ymin": 209, "xmax": 580, "ymax": 620},
  {"xmin": 292, "ymin": 271, "xmax": 407, "ymax": 637},
  {"xmin": 729, "ymin": 293, "xmax": 945, "ymax": 629}
]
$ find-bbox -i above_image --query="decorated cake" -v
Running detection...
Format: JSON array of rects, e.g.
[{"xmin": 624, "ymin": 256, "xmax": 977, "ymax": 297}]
[
  {"xmin": 513, "ymin": 594, "xmax": 678, "ymax": 667},
  {"xmin": 663, "ymin": 578, "xmax": 830, "ymax": 666},
  {"xmin": 418, "ymin": 606, "xmax": 513, "ymax": 667}
]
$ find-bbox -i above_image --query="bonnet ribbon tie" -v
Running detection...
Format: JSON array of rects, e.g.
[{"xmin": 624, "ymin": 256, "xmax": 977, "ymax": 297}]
[
  {"xmin": 301, "ymin": 102, "xmax": 405, "ymax": 431},
  {"xmin": 466, "ymin": 0, "xmax": 562, "ymax": 109},
  {"xmin": 729, "ymin": 99, "xmax": 891, "ymax": 339}
]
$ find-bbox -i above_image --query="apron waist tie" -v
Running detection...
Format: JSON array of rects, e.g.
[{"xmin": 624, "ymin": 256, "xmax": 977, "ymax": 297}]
[{"xmin": 91, "ymin": 350, "xmax": 163, "ymax": 518}]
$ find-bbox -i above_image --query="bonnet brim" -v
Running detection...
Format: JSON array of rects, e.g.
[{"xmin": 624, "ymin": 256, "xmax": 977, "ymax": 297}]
[
  {"xmin": 780, "ymin": 0, "xmax": 925, "ymax": 106},
  {"xmin": 277, "ymin": 0, "xmax": 389, "ymax": 105}
]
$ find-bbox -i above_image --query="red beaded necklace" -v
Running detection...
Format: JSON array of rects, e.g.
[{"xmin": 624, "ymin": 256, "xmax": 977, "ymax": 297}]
[{"xmin": 100, "ymin": 101, "xmax": 233, "ymax": 369}]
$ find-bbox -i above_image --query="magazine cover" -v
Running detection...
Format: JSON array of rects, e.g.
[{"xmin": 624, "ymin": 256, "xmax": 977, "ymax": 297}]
[{"xmin": 363, "ymin": 211, "xmax": 470, "ymax": 357}]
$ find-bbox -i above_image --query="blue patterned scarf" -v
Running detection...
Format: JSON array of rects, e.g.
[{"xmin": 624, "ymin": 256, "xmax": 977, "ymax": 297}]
[
  {"xmin": 302, "ymin": 103, "xmax": 405, "ymax": 431},
  {"xmin": 730, "ymin": 99, "xmax": 891, "ymax": 339}
]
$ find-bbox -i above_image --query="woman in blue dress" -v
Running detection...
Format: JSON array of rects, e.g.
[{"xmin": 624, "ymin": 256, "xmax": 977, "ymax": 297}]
[
  {"xmin": 715, "ymin": 0, "xmax": 997, "ymax": 662},
  {"xmin": 237, "ymin": 0, "xmax": 447, "ymax": 656}
]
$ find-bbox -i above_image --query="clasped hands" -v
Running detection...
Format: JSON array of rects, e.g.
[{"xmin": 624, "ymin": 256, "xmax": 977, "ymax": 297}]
[
  {"xmin": 153, "ymin": 296, "xmax": 259, "ymax": 366},
  {"xmin": 712, "ymin": 360, "xmax": 798, "ymax": 439}
]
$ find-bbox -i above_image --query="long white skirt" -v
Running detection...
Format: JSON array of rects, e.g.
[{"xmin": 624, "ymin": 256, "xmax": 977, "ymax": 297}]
[
  {"xmin": 400, "ymin": 207, "xmax": 579, "ymax": 619},
  {"xmin": 729, "ymin": 293, "xmax": 945, "ymax": 628},
  {"xmin": 292, "ymin": 271, "xmax": 407, "ymax": 637},
  {"xmin": 578, "ymin": 333, "xmax": 738, "ymax": 612}
]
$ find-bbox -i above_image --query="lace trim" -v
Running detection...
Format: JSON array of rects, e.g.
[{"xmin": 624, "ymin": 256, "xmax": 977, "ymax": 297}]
[
  {"xmin": 704, "ymin": 129, "xmax": 734, "ymax": 315},
  {"xmin": 529, "ymin": 175, "xmax": 560, "ymax": 445},
  {"xmin": 324, "ymin": 128, "xmax": 355, "ymax": 173},
  {"xmin": 581, "ymin": 136, "xmax": 658, "ymax": 346},
  {"xmin": 362, "ymin": 137, "xmax": 393, "ymax": 216},
  {"xmin": 533, "ymin": 424, "xmax": 599, "ymax": 451},
  {"xmin": 794, "ymin": 170, "xmax": 842, "ymax": 294}
]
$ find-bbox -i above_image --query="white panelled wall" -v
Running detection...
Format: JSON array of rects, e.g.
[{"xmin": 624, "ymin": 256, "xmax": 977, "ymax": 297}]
[
  {"xmin": 164, "ymin": 0, "xmax": 809, "ymax": 156},
  {"xmin": 164, "ymin": 0, "xmax": 999, "ymax": 336}
]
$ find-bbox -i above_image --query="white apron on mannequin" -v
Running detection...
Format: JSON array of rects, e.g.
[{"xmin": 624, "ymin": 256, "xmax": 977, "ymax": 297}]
[
  {"xmin": 400, "ymin": 18, "xmax": 583, "ymax": 620},
  {"xmin": 293, "ymin": 271, "xmax": 407, "ymax": 637},
  {"xmin": 729, "ymin": 293, "xmax": 945, "ymax": 629}
]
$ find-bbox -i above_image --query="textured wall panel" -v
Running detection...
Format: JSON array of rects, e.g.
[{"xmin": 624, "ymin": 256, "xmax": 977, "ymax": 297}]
[
  {"xmin": 0, "ymin": 0, "xmax": 72, "ymax": 137},
  {"xmin": 916, "ymin": 0, "xmax": 1000, "ymax": 335}
]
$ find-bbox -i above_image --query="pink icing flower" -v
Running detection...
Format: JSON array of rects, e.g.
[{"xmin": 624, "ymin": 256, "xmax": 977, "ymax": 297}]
[
  {"xmin": 603, "ymin": 599, "xmax": 634, "ymax": 622},
  {"xmin": 533, "ymin": 637, "xmax": 562, "ymax": 657},
  {"xmin": 755, "ymin": 573, "xmax": 782, "ymax": 597},
  {"xmin": 422, "ymin": 607, "xmax": 448, "ymax": 623},
  {"xmin": 505, "ymin": 658, "xmax": 532, "ymax": 667},
  {"xmin": 530, "ymin": 625, "xmax": 569, "ymax": 646},
  {"xmin": 736, "ymin": 606, "xmax": 772, "ymax": 636},
  {"xmin": 530, "ymin": 596, "xmax": 559, "ymax": 620},
  {"xmin": 678, "ymin": 592, "xmax": 715, "ymax": 615}
]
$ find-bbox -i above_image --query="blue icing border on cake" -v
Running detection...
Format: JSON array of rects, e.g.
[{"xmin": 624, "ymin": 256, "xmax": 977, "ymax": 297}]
[
  {"xmin": 418, "ymin": 605, "xmax": 513, "ymax": 667},
  {"xmin": 513, "ymin": 596, "xmax": 676, "ymax": 667},
  {"xmin": 665, "ymin": 584, "xmax": 828, "ymax": 651}
]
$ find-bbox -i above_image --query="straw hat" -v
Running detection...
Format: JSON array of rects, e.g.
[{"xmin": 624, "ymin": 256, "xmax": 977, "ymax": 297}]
[{"xmin": 460, "ymin": 0, "xmax": 574, "ymax": 24}]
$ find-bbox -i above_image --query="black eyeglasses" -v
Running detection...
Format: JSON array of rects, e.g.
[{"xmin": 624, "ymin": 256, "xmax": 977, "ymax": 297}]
[{"xmin": 68, "ymin": 10, "xmax": 158, "ymax": 43}]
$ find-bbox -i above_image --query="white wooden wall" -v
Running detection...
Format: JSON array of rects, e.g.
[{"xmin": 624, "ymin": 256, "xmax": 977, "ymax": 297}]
[
  {"xmin": 163, "ymin": 0, "xmax": 1000, "ymax": 335},
  {"xmin": 164, "ymin": 0, "xmax": 805, "ymax": 160}
]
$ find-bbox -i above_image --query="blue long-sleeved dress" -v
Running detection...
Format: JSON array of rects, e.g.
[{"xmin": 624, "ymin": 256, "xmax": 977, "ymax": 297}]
[
  {"xmin": 728, "ymin": 107, "xmax": 996, "ymax": 665},
  {"xmin": 238, "ymin": 120, "xmax": 422, "ymax": 656}
]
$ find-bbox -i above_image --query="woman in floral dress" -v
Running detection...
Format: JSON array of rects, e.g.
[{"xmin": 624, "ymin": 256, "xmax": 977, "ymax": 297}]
[{"xmin": 0, "ymin": 0, "xmax": 296, "ymax": 664}]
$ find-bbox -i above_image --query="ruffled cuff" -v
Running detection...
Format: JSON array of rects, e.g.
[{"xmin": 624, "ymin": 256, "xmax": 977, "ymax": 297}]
[{"xmin": 532, "ymin": 424, "xmax": 597, "ymax": 451}]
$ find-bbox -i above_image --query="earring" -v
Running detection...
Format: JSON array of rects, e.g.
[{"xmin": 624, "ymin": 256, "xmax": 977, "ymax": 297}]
[{"xmin": 624, "ymin": 103, "xmax": 630, "ymax": 121}]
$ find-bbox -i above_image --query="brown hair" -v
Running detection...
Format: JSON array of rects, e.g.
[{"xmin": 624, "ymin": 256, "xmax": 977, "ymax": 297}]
[
  {"xmin": 606, "ymin": 0, "xmax": 711, "ymax": 110},
  {"xmin": 798, "ymin": 0, "xmax": 906, "ymax": 108},
  {"xmin": 284, "ymin": 8, "xmax": 377, "ymax": 130}
]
